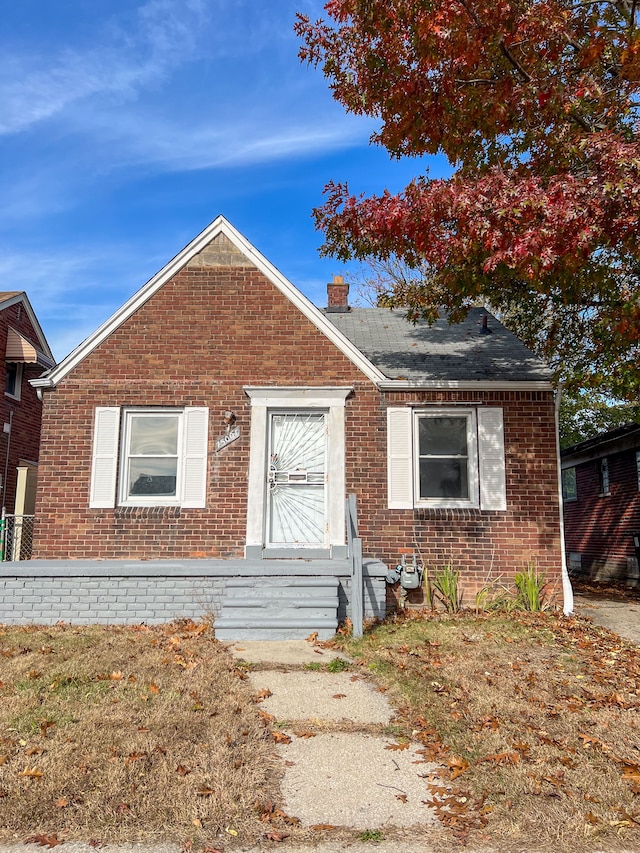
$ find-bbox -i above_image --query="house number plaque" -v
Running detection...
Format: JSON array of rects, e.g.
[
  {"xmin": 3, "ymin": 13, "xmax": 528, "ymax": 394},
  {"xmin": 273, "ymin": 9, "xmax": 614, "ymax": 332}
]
[{"xmin": 215, "ymin": 425, "xmax": 240, "ymax": 452}]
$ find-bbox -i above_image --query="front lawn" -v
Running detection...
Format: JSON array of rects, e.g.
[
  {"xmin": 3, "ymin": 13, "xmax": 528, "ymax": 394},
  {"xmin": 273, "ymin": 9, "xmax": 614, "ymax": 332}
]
[
  {"xmin": 336, "ymin": 610, "xmax": 640, "ymax": 852},
  {"xmin": 0, "ymin": 621, "xmax": 281, "ymax": 847}
]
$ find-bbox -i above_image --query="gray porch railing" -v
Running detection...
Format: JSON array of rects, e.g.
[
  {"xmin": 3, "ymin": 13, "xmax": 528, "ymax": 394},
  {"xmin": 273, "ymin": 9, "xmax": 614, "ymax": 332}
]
[{"xmin": 346, "ymin": 494, "xmax": 363, "ymax": 638}]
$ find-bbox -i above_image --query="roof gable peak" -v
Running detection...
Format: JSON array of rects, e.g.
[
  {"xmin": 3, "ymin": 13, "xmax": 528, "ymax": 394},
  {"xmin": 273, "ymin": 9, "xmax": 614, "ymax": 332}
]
[{"xmin": 31, "ymin": 216, "xmax": 384, "ymax": 390}]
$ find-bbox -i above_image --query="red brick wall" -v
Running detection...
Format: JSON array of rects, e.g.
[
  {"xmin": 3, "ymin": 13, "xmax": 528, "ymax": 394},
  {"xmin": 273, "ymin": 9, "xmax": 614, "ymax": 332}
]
[
  {"xmin": 563, "ymin": 447, "xmax": 640, "ymax": 580},
  {"xmin": 33, "ymin": 263, "xmax": 562, "ymax": 602},
  {"xmin": 0, "ymin": 301, "xmax": 45, "ymax": 512},
  {"xmin": 356, "ymin": 389, "xmax": 563, "ymax": 606}
]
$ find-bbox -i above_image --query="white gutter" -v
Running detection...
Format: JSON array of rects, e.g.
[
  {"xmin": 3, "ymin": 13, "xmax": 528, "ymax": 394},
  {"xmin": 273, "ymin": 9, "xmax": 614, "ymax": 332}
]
[
  {"xmin": 377, "ymin": 379, "xmax": 554, "ymax": 391},
  {"xmin": 554, "ymin": 382, "xmax": 574, "ymax": 615}
]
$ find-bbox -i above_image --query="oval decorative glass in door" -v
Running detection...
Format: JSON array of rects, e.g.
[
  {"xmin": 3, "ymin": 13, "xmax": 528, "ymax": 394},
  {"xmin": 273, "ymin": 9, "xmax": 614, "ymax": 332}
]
[{"xmin": 267, "ymin": 412, "xmax": 327, "ymax": 546}]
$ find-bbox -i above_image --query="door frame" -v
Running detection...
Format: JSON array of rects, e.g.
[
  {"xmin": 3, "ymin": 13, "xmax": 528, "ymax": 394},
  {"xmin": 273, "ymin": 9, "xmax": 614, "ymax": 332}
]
[
  {"xmin": 265, "ymin": 410, "xmax": 329, "ymax": 549},
  {"xmin": 244, "ymin": 387, "xmax": 352, "ymax": 559}
]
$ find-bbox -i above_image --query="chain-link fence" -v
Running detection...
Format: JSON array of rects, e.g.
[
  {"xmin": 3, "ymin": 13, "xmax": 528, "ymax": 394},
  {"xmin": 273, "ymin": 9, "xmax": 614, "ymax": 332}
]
[{"xmin": 1, "ymin": 514, "xmax": 35, "ymax": 561}]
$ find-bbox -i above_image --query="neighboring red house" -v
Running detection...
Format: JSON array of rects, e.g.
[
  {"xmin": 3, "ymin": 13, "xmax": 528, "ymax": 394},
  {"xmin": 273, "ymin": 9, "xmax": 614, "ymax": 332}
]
[
  {"xmin": 0, "ymin": 292, "xmax": 54, "ymax": 524},
  {"xmin": 19, "ymin": 218, "xmax": 564, "ymax": 634},
  {"xmin": 561, "ymin": 424, "xmax": 640, "ymax": 585}
]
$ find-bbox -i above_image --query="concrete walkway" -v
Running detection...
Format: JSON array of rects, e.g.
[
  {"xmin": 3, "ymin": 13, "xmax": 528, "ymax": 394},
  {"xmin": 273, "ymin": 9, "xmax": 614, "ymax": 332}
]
[
  {"xmin": 574, "ymin": 594, "xmax": 640, "ymax": 645},
  {"xmin": 226, "ymin": 639, "xmax": 441, "ymax": 835}
]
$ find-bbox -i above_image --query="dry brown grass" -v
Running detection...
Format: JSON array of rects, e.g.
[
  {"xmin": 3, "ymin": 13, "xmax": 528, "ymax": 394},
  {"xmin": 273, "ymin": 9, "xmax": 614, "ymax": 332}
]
[
  {"xmin": 337, "ymin": 610, "xmax": 640, "ymax": 852},
  {"xmin": 0, "ymin": 620, "xmax": 282, "ymax": 847}
]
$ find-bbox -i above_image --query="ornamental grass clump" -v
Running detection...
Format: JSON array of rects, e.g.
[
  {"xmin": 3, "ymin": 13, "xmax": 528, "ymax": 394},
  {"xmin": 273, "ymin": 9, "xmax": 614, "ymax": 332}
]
[
  {"xmin": 514, "ymin": 561, "xmax": 548, "ymax": 612},
  {"xmin": 432, "ymin": 562, "xmax": 461, "ymax": 613}
]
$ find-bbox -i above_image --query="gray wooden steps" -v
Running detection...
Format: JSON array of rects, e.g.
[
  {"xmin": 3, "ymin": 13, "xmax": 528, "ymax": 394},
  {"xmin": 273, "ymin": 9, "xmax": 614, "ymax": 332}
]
[{"xmin": 215, "ymin": 576, "xmax": 340, "ymax": 641}]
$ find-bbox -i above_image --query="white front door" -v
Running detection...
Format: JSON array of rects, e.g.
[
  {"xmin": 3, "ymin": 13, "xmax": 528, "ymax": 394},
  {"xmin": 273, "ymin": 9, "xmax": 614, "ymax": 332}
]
[{"xmin": 266, "ymin": 411, "xmax": 328, "ymax": 547}]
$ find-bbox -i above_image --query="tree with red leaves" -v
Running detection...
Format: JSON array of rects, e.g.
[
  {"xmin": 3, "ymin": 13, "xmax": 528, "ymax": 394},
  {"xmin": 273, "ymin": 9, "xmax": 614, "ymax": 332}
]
[{"xmin": 296, "ymin": 0, "xmax": 640, "ymax": 398}]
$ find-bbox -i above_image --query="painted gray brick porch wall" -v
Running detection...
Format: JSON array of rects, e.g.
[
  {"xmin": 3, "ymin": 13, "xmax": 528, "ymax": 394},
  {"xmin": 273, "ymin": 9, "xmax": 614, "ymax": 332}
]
[{"xmin": 0, "ymin": 560, "xmax": 387, "ymax": 626}]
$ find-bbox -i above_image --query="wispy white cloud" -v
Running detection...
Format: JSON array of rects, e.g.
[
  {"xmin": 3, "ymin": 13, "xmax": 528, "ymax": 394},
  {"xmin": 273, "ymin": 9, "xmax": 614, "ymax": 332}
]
[
  {"xmin": 0, "ymin": 244, "xmax": 163, "ymax": 359},
  {"xmin": 0, "ymin": 0, "xmax": 211, "ymax": 136},
  {"xmin": 82, "ymin": 106, "xmax": 375, "ymax": 173}
]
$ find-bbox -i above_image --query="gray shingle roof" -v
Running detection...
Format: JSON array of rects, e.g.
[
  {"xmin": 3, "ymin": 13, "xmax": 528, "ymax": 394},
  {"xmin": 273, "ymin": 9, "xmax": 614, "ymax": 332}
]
[{"xmin": 323, "ymin": 306, "xmax": 552, "ymax": 383}]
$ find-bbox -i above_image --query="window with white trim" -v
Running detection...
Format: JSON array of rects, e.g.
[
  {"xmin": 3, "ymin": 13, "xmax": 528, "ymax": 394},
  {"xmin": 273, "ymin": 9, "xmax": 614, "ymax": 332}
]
[
  {"xmin": 387, "ymin": 406, "xmax": 507, "ymax": 511},
  {"xmin": 89, "ymin": 406, "xmax": 209, "ymax": 509},
  {"xmin": 599, "ymin": 457, "xmax": 610, "ymax": 495},
  {"xmin": 636, "ymin": 450, "xmax": 640, "ymax": 491},
  {"xmin": 416, "ymin": 412, "xmax": 478, "ymax": 506},
  {"xmin": 561, "ymin": 467, "xmax": 577, "ymax": 502},
  {"xmin": 5, "ymin": 362, "xmax": 22, "ymax": 399}
]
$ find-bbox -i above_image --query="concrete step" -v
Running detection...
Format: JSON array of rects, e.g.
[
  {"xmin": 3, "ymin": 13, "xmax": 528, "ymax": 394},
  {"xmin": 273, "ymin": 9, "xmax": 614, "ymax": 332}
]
[
  {"xmin": 216, "ymin": 575, "xmax": 340, "ymax": 641},
  {"xmin": 215, "ymin": 619, "xmax": 336, "ymax": 643}
]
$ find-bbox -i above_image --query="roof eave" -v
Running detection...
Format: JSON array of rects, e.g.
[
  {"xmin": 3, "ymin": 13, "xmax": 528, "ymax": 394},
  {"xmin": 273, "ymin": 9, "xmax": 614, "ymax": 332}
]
[
  {"xmin": 0, "ymin": 292, "xmax": 55, "ymax": 363},
  {"xmin": 377, "ymin": 379, "xmax": 554, "ymax": 391}
]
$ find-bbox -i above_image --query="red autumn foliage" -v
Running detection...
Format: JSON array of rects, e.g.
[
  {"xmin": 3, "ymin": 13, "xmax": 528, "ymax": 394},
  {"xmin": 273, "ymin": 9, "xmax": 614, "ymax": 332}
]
[{"xmin": 296, "ymin": 0, "xmax": 640, "ymax": 398}]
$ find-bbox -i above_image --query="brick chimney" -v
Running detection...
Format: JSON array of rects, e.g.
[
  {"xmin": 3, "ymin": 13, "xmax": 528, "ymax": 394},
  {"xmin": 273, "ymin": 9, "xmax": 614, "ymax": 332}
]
[{"xmin": 326, "ymin": 275, "xmax": 350, "ymax": 313}]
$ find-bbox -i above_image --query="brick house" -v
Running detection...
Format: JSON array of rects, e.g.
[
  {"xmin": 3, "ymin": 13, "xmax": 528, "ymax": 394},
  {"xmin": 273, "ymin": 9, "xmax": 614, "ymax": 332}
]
[
  {"xmin": 0, "ymin": 292, "xmax": 54, "ymax": 538},
  {"xmin": 13, "ymin": 217, "xmax": 564, "ymax": 634},
  {"xmin": 561, "ymin": 424, "xmax": 640, "ymax": 585}
]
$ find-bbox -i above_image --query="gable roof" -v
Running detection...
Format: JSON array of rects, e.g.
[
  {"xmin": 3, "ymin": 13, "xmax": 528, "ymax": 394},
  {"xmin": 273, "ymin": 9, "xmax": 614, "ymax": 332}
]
[
  {"xmin": 30, "ymin": 216, "xmax": 552, "ymax": 392},
  {"xmin": 324, "ymin": 307, "xmax": 552, "ymax": 387},
  {"xmin": 0, "ymin": 291, "xmax": 55, "ymax": 368},
  {"xmin": 31, "ymin": 216, "xmax": 386, "ymax": 390}
]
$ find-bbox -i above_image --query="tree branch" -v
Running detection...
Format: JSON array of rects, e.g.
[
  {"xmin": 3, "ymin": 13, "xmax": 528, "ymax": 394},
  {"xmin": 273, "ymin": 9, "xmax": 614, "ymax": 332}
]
[
  {"xmin": 499, "ymin": 39, "xmax": 532, "ymax": 82},
  {"xmin": 455, "ymin": 77, "xmax": 500, "ymax": 85}
]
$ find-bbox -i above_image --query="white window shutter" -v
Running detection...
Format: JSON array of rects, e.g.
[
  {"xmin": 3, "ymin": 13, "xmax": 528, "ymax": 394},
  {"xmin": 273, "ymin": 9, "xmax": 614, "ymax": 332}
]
[
  {"xmin": 89, "ymin": 407, "xmax": 120, "ymax": 508},
  {"xmin": 478, "ymin": 407, "xmax": 507, "ymax": 511},
  {"xmin": 181, "ymin": 407, "xmax": 209, "ymax": 508},
  {"xmin": 387, "ymin": 407, "xmax": 414, "ymax": 509}
]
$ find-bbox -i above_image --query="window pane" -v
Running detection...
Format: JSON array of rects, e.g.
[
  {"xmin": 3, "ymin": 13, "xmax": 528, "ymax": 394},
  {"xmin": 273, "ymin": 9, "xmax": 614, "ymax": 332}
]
[
  {"xmin": 419, "ymin": 417, "xmax": 467, "ymax": 456},
  {"xmin": 129, "ymin": 458, "xmax": 177, "ymax": 496},
  {"xmin": 130, "ymin": 416, "xmax": 178, "ymax": 455},
  {"xmin": 420, "ymin": 458, "xmax": 469, "ymax": 499},
  {"xmin": 562, "ymin": 467, "xmax": 577, "ymax": 501},
  {"xmin": 4, "ymin": 362, "xmax": 18, "ymax": 397}
]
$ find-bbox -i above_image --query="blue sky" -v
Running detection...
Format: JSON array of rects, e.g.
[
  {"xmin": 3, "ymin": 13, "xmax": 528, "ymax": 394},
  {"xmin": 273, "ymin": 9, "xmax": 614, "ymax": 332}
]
[{"xmin": 0, "ymin": 0, "xmax": 444, "ymax": 361}]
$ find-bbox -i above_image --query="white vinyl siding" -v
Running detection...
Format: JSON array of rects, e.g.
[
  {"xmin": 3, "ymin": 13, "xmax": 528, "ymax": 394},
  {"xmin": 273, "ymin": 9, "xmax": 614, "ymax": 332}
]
[
  {"xmin": 89, "ymin": 406, "xmax": 209, "ymax": 509},
  {"xmin": 387, "ymin": 406, "xmax": 507, "ymax": 511}
]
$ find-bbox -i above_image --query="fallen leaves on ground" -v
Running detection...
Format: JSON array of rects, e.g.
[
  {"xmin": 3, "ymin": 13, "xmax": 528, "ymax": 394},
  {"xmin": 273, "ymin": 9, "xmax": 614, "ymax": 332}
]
[
  {"xmin": 0, "ymin": 621, "xmax": 284, "ymax": 845},
  {"xmin": 271, "ymin": 731, "xmax": 291, "ymax": 745},
  {"xmin": 24, "ymin": 834, "xmax": 63, "ymax": 848},
  {"xmin": 338, "ymin": 609, "xmax": 640, "ymax": 851},
  {"xmin": 264, "ymin": 830, "xmax": 288, "ymax": 842}
]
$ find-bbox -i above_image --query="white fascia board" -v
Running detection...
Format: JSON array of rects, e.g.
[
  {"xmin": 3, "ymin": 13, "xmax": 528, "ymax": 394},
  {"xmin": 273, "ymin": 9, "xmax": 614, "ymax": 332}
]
[
  {"xmin": 1, "ymin": 292, "xmax": 55, "ymax": 364},
  {"xmin": 31, "ymin": 216, "xmax": 385, "ymax": 390},
  {"xmin": 377, "ymin": 379, "xmax": 554, "ymax": 392}
]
